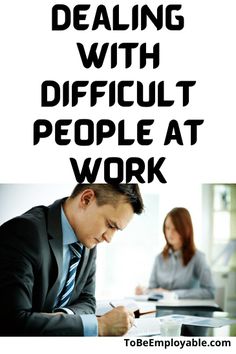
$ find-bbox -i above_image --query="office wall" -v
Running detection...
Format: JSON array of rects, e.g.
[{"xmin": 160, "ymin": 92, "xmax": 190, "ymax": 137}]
[{"xmin": 96, "ymin": 183, "xmax": 203, "ymax": 298}]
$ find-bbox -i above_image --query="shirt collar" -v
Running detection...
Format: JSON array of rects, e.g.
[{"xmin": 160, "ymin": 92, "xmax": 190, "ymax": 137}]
[
  {"xmin": 61, "ymin": 206, "xmax": 78, "ymax": 245},
  {"xmin": 168, "ymin": 248, "xmax": 182, "ymax": 258}
]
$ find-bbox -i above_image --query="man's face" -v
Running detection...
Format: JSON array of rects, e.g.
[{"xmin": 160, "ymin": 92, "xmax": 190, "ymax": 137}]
[{"xmin": 71, "ymin": 194, "xmax": 134, "ymax": 249}]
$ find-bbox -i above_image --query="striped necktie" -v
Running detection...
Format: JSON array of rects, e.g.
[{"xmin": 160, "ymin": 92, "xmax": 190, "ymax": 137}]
[{"xmin": 56, "ymin": 242, "xmax": 83, "ymax": 308}]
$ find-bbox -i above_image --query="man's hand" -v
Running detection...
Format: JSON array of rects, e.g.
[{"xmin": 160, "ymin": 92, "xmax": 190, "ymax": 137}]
[{"xmin": 97, "ymin": 306, "xmax": 134, "ymax": 336}]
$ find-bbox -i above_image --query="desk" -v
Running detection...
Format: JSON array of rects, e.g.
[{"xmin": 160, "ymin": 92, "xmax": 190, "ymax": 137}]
[
  {"xmin": 155, "ymin": 300, "xmax": 222, "ymax": 336},
  {"xmin": 155, "ymin": 299, "xmax": 222, "ymax": 312},
  {"xmin": 136, "ymin": 299, "xmax": 228, "ymax": 336},
  {"xmin": 135, "ymin": 299, "xmax": 222, "ymax": 316},
  {"xmin": 97, "ymin": 298, "xmax": 235, "ymax": 337},
  {"xmin": 208, "ymin": 312, "xmax": 236, "ymax": 336}
]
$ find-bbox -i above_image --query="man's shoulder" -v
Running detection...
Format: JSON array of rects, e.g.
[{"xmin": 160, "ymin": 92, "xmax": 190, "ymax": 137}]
[
  {"xmin": 0, "ymin": 205, "xmax": 48, "ymax": 234},
  {"xmin": 2, "ymin": 197, "xmax": 65, "ymax": 229},
  {"xmin": 23, "ymin": 204, "xmax": 48, "ymax": 217}
]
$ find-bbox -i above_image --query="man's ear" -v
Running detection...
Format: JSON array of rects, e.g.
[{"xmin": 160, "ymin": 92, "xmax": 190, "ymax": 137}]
[{"xmin": 79, "ymin": 189, "xmax": 96, "ymax": 207}]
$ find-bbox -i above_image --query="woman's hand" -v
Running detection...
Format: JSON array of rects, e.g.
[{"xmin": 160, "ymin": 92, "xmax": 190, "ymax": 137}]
[
  {"xmin": 135, "ymin": 285, "xmax": 147, "ymax": 295},
  {"xmin": 152, "ymin": 287, "xmax": 170, "ymax": 293}
]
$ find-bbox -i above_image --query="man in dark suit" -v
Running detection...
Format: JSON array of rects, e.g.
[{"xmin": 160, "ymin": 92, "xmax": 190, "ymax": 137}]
[{"xmin": 0, "ymin": 184, "xmax": 144, "ymax": 336}]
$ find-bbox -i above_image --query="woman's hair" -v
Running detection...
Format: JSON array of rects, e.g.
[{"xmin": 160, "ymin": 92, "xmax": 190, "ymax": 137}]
[{"xmin": 162, "ymin": 207, "xmax": 196, "ymax": 266}]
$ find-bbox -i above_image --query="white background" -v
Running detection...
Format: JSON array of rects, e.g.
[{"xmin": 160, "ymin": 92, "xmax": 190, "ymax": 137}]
[
  {"xmin": 0, "ymin": 0, "xmax": 236, "ymax": 352},
  {"xmin": 1, "ymin": 0, "xmax": 236, "ymax": 187}
]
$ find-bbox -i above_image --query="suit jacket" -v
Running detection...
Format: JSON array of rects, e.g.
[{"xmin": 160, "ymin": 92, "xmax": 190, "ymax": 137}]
[{"xmin": 0, "ymin": 198, "xmax": 97, "ymax": 336}]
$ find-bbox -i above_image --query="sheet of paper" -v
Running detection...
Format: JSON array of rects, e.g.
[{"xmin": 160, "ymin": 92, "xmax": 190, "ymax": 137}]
[
  {"xmin": 128, "ymin": 295, "xmax": 150, "ymax": 302},
  {"xmin": 125, "ymin": 317, "xmax": 161, "ymax": 337},
  {"xmin": 96, "ymin": 299, "xmax": 139, "ymax": 316}
]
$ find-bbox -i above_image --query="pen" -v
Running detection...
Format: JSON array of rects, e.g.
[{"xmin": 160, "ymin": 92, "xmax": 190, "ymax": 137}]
[
  {"xmin": 135, "ymin": 309, "xmax": 156, "ymax": 317},
  {"xmin": 109, "ymin": 302, "xmax": 137, "ymax": 327}
]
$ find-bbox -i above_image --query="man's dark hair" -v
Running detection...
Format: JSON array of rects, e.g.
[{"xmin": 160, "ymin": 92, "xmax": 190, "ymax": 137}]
[{"xmin": 70, "ymin": 184, "xmax": 144, "ymax": 215}]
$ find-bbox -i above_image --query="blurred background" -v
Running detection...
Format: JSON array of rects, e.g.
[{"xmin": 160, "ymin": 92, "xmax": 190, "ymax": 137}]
[{"xmin": 0, "ymin": 183, "xmax": 235, "ymax": 312}]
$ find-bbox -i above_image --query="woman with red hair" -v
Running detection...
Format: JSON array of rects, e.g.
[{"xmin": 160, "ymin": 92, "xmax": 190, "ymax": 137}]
[{"xmin": 136, "ymin": 207, "xmax": 215, "ymax": 299}]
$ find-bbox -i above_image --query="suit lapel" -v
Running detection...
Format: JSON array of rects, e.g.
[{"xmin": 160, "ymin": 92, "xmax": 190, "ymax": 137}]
[
  {"xmin": 45, "ymin": 198, "xmax": 66, "ymax": 309},
  {"xmin": 44, "ymin": 198, "xmax": 93, "ymax": 309}
]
